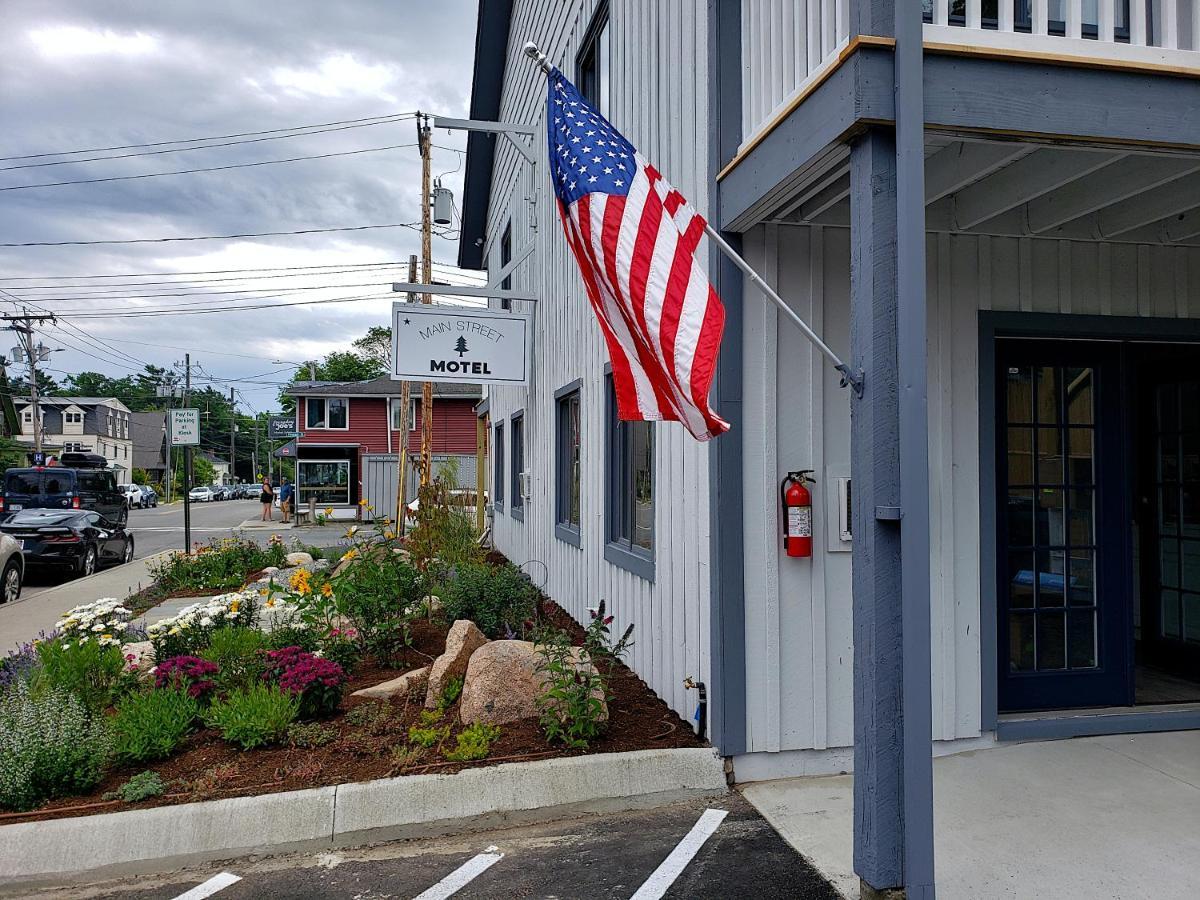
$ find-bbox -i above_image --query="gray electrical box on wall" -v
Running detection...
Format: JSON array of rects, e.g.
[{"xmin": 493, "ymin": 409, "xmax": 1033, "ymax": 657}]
[{"xmin": 826, "ymin": 468, "xmax": 852, "ymax": 551}]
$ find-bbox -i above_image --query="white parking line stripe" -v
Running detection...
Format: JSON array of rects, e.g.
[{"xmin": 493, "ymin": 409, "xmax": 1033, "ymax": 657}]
[
  {"xmin": 170, "ymin": 872, "xmax": 242, "ymax": 899},
  {"xmin": 629, "ymin": 808, "xmax": 729, "ymax": 900},
  {"xmin": 412, "ymin": 847, "xmax": 504, "ymax": 900}
]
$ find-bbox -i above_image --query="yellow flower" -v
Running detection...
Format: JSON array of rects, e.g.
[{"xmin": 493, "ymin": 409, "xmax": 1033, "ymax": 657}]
[
  {"xmin": 324, "ymin": 507, "xmax": 334, "ymax": 516},
  {"xmin": 358, "ymin": 498, "xmax": 369, "ymax": 507},
  {"xmin": 340, "ymin": 547, "xmax": 359, "ymax": 562},
  {"xmin": 383, "ymin": 530, "xmax": 394, "ymax": 540},
  {"xmin": 321, "ymin": 583, "xmax": 333, "ymax": 598},
  {"xmin": 230, "ymin": 600, "xmax": 240, "ymax": 614},
  {"xmin": 101, "ymin": 633, "xmax": 111, "ymax": 641},
  {"xmin": 259, "ymin": 588, "xmax": 268, "ymax": 596},
  {"xmin": 265, "ymin": 598, "xmax": 276, "ymax": 608}
]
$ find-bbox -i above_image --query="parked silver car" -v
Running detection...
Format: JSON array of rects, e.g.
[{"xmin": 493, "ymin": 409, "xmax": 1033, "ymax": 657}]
[{"xmin": 0, "ymin": 532, "xmax": 24, "ymax": 604}]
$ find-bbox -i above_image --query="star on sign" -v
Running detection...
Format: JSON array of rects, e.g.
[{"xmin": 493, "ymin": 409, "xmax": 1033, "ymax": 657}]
[{"xmin": 403, "ymin": 318, "xmax": 411, "ymax": 325}]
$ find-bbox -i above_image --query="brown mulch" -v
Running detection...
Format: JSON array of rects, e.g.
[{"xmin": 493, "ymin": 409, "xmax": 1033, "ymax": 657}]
[{"xmin": 6, "ymin": 602, "xmax": 703, "ymax": 824}]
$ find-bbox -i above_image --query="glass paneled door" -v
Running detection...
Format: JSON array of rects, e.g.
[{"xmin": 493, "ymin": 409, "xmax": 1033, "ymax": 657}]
[
  {"xmin": 997, "ymin": 341, "xmax": 1131, "ymax": 711},
  {"xmin": 1135, "ymin": 361, "xmax": 1200, "ymax": 680}
]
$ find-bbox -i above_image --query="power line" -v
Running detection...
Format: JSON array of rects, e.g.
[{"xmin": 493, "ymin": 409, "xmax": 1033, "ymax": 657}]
[
  {"xmin": 0, "ymin": 112, "xmax": 421, "ymax": 162},
  {"xmin": 51, "ymin": 291, "xmax": 485, "ymax": 320},
  {"xmin": 0, "ymin": 115, "xmax": 418, "ymax": 171},
  {"xmin": 10, "ymin": 262, "xmax": 474, "ymax": 291},
  {"xmin": 36, "ymin": 277, "xmax": 485, "ymax": 303},
  {"xmin": 0, "ymin": 143, "xmax": 418, "ymax": 192},
  {"xmin": 0, "ymin": 222, "xmax": 421, "ymax": 248},
  {"xmin": 0, "ymin": 259, "xmax": 471, "ymax": 283}
]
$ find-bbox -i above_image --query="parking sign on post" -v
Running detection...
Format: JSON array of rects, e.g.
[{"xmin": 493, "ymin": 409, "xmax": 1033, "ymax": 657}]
[{"xmin": 168, "ymin": 409, "xmax": 200, "ymax": 446}]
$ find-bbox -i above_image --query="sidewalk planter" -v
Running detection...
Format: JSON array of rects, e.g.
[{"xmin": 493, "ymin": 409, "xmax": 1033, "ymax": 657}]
[{"xmin": 0, "ymin": 748, "xmax": 726, "ymax": 888}]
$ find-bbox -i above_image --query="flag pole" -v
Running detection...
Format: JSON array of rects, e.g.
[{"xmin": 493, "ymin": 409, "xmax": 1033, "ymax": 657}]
[{"xmin": 521, "ymin": 41, "xmax": 863, "ymax": 397}]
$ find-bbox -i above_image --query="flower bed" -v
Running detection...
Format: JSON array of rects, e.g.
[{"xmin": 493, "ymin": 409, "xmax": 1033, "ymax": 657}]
[{"xmin": 0, "ymin": 478, "xmax": 704, "ymax": 825}]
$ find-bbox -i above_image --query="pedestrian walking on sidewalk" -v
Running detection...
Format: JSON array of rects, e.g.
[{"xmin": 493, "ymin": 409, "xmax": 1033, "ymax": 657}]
[
  {"xmin": 259, "ymin": 477, "xmax": 274, "ymax": 521},
  {"xmin": 279, "ymin": 477, "xmax": 294, "ymax": 524}
]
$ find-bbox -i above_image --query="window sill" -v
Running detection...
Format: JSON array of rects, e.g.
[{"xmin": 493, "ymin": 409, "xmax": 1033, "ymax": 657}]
[
  {"xmin": 511, "ymin": 504, "xmax": 524, "ymax": 522},
  {"xmin": 604, "ymin": 541, "xmax": 655, "ymax": 582},
  {"xmin": 555, "ymin": 523, "xmax": 581, "ymax": 547}
]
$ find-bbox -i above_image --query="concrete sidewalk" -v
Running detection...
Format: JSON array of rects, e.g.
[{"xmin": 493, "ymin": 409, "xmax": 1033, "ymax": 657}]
[
  {"xmin": 0, "ymin": 554, "xmax": 166, "ymax": 649},
  {"xmin": 741, "ymin": 730, "xmax": 1200, "ymax": 899}
]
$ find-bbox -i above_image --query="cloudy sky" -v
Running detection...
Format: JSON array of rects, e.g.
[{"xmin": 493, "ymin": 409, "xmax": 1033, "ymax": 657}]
[{"xmin": 0, "ymin": 0, "xmax": 481, "ymax": 414}]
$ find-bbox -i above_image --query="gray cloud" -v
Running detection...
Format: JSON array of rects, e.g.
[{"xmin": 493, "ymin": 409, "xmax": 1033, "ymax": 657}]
[{"xmin": 0, "ymin": 0, "xmax": 479, "ymax": 411}]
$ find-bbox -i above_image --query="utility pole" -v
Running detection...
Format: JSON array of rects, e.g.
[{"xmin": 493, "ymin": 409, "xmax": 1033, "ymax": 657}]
[
  {"xmin": 183, "ymin": 354, "xmax": 192, "ymax": 552},
  {"xmin": 396, "ymin": 254, "xmax": 417, "ymax": 533},
  {"xmin": 418, "ymin": 113, "xmax": 434, "ymax": 488},
  {"xmin": 3, "ymin": 311, "xmax": 55, "ymax": 459},
  {"xmin": 253, "ymin": 417, "xmax": 260, "ymax": 481},
  {"xmin": 228, "ymin": 387, "xmax": 236, "ymax": 485}
]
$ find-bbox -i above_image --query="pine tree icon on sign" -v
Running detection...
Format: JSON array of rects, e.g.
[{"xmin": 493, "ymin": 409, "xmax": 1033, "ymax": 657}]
[{"xmin": 454, "ymin": 337, "xmax": 468, "ymax": 357}]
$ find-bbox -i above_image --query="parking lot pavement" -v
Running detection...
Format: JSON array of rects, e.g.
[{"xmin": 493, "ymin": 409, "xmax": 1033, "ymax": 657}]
[{"xmin": 36, "ymin": 795, "xmax": 839, "ymax": 900}]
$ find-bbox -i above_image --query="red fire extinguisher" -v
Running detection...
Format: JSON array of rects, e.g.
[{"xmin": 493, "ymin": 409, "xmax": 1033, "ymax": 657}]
[{"xmin": 781, "ymin": 470, "xmax": 815, "ymax": 558}]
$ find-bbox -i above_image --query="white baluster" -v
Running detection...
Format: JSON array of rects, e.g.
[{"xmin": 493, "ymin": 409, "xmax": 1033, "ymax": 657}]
[
  {"xmin": 967, "ymin": 0, "xmax": 983, "ymax": 29},
  {"xmin": 1097, "ymin": 0, "xmax": 1114, "ymax": 42},
  {"xmin": 934, "ymin": 0, "xmax": 950, "ymax": 25},
  {"xmin": 1161, "ymin": 0, "xmax": 1178, "ymax": 47},
  {"xmin": 1033, "ymin": 0, "xmax": 1049, "ymax": 34},
  {"xmin": 1067, "ymin": 0, "xmax": 1083, "ymax": 36},
  {"xmin": 1130, "ymin": 0, "xmax": 1147, "ymax": 44},
  {"xmin": 807, "ymin": 0, "xmax": 821, "ymax": 75},
  {"xmin": 837, "ymin": 0, "xmax": 848, "ymax": 43},
  {"xmin": 999, "ymin": 0, "xmax": 1015, "ymax": 32},
  {"xmin": 822, "ymin": 0, "xmax": 836, "ymax": 58},
  {"xmin": 1193, "ymin": 0, "xmax": 1200, "ymax": 51}
]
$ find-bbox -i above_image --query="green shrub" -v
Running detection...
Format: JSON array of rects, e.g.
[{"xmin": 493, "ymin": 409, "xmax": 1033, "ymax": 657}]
[
  {"xmin": 265, "ymin": 621, "xmax": 320, "ymax": 653},
  {"xmin": 408, "ymin": 723, "xmax": 450, "ymax": 748},
  {"xmin": 536, "ymin": 633, "xmax": 608, "ymax": 750},
  {"xmin": 204, "ymin": 684, "xmax": 298, "ymax": 750},
  {"xmin": 110, "ymin": 688, "xmax": 199, "ymax": 764},
  {"xmin": 333, "ymin": 557, "xmax": 424, "ymax": 663},
  {"xmin": 346, "ymin": 701, "xmax": 393, "ymax": 735},
  {"xmin": 150, "ymin": 537, "xmax": 286, "ymax": 593},
  {"xmin": 320, "ymin": 632, "xmax": 361, "ymax": 673},
  {"xmin": 444, "ymin": 723, "xmax": 500, "ymax": 761},
  {"xmin": 200, "ymin": 627, "xmax": 268, "ymax": 691},
  {"xmin": 438, "ymin": 675, "xmax": 464, "ymax": 710},
  {"xmin": 34, "ymin": 638, "xmax": 131, "ymax": 711},
  {"xmin": 440, "ymin": 562, "xmax": 537, "ymax": 638},
  {"xmin": 407, "ymin": 460, "xmax": 486, "ymax": 576},
  {"xmin": 0, "ymin": 682, "xmax": 109, "ymax": 811},
  {"xmin": 286, "ymin": 722, "xmax": 337, "ymax": 748},
  {"xmin": 105, "ymin": 770, "xmax": 165, "ymax": 803}
]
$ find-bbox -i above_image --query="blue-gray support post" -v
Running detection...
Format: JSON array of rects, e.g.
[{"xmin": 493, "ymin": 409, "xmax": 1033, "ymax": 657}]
[{"xmin": 848, "ymin": 0, "xmax": 935, "ymax": 894}]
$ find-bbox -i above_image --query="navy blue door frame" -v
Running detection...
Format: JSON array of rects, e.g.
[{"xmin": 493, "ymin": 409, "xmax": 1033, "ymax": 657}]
[{"xmin": 980, "ymin": 313, "xmax": 1200, "ymax": 729}]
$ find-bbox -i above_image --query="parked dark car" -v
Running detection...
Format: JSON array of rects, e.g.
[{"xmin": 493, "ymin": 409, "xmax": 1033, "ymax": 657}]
[
  {"xmin": 138, "ymin": 485, "xmax": 159, "ymax": 508},
  {"xmin": 1, "ymin": 457, "xmax": 127, "ymax": 525},
  {"xmin": 0, "ymin": 509, "xmax": 134, "ymax": 577}
]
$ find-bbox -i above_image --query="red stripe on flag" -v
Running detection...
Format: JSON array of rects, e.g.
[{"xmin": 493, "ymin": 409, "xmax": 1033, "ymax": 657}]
[{"xmin": 690, "ymin": 285, "xmax": 728, "ymax": 437}]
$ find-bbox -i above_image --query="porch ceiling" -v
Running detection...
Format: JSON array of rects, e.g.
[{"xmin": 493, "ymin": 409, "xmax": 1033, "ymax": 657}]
[{"xmin": 766, "ymin": 134, "xmax": 1200, "ymax": 247}]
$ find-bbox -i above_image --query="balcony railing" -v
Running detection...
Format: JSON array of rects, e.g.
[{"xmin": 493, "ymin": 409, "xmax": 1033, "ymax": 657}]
[{"xmin": 924, "ymin": 0, "xmax": 1200, "ymax": 61}]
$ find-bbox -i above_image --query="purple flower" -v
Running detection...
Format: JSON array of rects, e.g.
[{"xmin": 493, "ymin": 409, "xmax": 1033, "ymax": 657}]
[{"xmin": 155, "ymin": 655, "xmax": 219, "ymax": 699}]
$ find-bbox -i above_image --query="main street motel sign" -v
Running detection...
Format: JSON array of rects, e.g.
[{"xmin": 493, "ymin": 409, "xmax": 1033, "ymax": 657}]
[
  {"xmin": 391, "ymin": 304, "xmax": 530, "ymax": 385},
  {"xmin": 167, "ymin": 409, "xmax": 200, "ymax": 446}
]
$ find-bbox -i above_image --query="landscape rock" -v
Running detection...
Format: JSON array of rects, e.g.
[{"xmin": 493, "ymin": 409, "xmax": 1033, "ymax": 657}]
[
  {"xmin": 460, "ymin": 641, "xmax": 539, "ymax": 725},
  {"xmin": 351, "ymin": 666, "xmax": 430, "ymax": 701},
  {"xmin": 261, "ymin": 566, "xmax": 280, "ymax": 576},
  {"xmin": 285, "ymin": 551, "xmax": 315, "ymax": 567},
  {"xmin": 425, "ymin": 619, "xmax": 488, "ymax": 708},
  {"xmin": 459, "ymin": 640, "xmax": 608, "ymax": 726},
  {"xmin": 309, "ymin": 558, "xmax": 330, "ymax": 572},
  {"xmin": 121, "ymin": 640, "xmax": 155, "ymax": 671}
]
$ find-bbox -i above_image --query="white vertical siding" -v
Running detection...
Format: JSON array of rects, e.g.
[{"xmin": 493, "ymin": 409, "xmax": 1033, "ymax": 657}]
[
  {"xmin": 740, "ymin": 0, "xmax": 849, "ymax": 145},
  {"xmin": 482, "ymin": 0, "xmax": 711, "ymax": 724},
  {"xmin": 742, "ymin": 225, "xmax": 1200, "ymax": 752}
]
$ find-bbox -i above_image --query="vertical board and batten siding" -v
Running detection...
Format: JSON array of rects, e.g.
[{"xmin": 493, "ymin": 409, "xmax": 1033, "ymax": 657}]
[
  {"xmin": 741, "ymin": 224, "xmax": 1200, "ymax": 754},
  {"xmin": 481, "ymin": 0, "xmax": 712, "ymax": 723},
  {"xmin": 740, "ymin": 0, "xmax": 849, "ymax": 147}
]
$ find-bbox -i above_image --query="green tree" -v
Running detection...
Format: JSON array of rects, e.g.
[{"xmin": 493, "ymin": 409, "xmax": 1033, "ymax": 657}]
[
  {"xmin": 278, "ymin": 346, "xmax": 384, "ymax": 412},
  {"xmin": 352, "ymin": 325, "xmax": 392, "ymax": 369}
]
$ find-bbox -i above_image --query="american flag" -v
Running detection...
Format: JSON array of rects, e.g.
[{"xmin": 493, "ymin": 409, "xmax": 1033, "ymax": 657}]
[{"xmin": 546, "ymin": 68, "xmax": 728, "ymax": 441}]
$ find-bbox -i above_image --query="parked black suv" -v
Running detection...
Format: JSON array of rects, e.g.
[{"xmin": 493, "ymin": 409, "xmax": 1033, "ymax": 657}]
[{"xmin": 1, "ymin": 453, "xmax": 127, "ymax": 525}]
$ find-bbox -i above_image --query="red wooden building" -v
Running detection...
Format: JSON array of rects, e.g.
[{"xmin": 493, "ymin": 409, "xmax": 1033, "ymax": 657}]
[{"xmin": 285, "ymin": 376, "xmax": 481, "ymax": 514}]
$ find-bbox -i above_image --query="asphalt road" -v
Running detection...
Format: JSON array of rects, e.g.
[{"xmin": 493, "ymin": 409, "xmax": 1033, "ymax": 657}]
[
  {"xmin": 19, "ymin": 498, "xmax": 302, "ymax": 602},
  {"xmin": 40, "ymin": 795, "xmax": 838, "ymax": 900}
]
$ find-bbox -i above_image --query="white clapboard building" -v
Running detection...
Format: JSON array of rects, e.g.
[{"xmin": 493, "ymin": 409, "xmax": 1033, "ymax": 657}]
[{"xmin": 459, "ymin": 4, "xmax": 1200, "ymax": 886}]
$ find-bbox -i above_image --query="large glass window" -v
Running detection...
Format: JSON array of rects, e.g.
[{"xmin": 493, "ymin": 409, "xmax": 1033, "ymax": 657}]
[
  {"xmin": 555, "ymin": 384, "xmax": 582, "ymax": 544},
  {"xmin": 297, "ymin": 460, "xmax": 350, "ymax": 505},
  {"xmin": 494, "ymin": 423, "xmax": 505, "ymax": 511},
  {"xmin": 510, "ymin": 411, "xmax": 525, "ymax": 520},
  {"xmin": 304, "ymin": 397, "xmax": 348, "ymax": 430},
  {"xmin": 605, "ymin": 375, "xmax": 653, "ymax": 578}
]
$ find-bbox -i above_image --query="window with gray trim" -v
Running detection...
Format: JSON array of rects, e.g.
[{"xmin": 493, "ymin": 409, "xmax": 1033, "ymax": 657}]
[
  {"xmin": 555, "ymin": 382, "xmax": 582, "ymax": 545},
  {"xmin": 510, "ymin": 411, "xmax": 524, "ymax": 520},
  {"xmin": 493, "ymin": 422, "xmax": 505, "ymax": 511},
  {"xmin": 605, "ymin": 374, "xmax": 654, "ymax": 578},
  {"xmin": 499, "ymin": 221, "xmax": 512, "ymax": 311},
  {"xmin": 577, "ymin": 2, "xmax": 610, "ymax": 117}
]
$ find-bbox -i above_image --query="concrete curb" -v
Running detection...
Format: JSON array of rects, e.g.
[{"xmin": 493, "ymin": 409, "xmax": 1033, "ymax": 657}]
[{"xmin": 0, "ymin": 747, "xmax": 726, "ymax": 889}]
